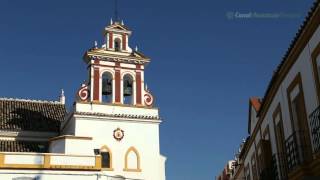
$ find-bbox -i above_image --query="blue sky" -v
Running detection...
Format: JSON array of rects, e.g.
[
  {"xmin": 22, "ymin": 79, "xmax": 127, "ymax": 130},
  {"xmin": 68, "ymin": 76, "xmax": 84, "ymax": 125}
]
[{"xmin": 0, "ymin": 0, "xmax": 315, "ymax": 179}]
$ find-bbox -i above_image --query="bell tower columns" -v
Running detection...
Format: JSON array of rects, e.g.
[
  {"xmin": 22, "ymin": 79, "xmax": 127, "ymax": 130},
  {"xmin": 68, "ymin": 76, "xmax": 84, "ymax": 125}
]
[
  {"xmin": 108, "ymin": 32, "xmax": 113, "ymax": 49},
  {"xmin": 93, "ymin": 66, "xmax": 100, "ymax": 102},
  {"xmin": 115, "ymin": 63, "xmax": 121, "ymax": 104},
  {"xmin": 136, "ymin": 65, "xmax": 143, "ymax": 105}
]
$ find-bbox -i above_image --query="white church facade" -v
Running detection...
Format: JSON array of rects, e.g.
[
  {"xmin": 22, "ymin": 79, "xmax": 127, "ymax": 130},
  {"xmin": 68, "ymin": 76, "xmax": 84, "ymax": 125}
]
[{"xmin": 0, "ymin": 20, "xmax": 166, "ymax": 180}]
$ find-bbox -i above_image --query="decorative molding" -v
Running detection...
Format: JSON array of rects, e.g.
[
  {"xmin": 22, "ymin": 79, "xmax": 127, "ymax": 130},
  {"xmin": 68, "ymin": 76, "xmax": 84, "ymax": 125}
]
[
  {"xmin": 49, "ymin": 135, "xmax": 92, "ymax": 142},
  {"xmin": 123, "ymin": 146, "xmax": 142, "ymax": 172},
  {"xmin": 79, "ymin": 101, "xmax": 157, "ymax": 110},
  {"xmin": 86, "ymin": 54, "xmax": 150, "ymax": 65},
  {"xmin": 78, "ymin": 84, "xmax": 89, "ymax": 102},
  {"xmin": 113, "ymin": 128, "xmax": 124, "ymax": 141},
  {"xmin": 74, "ymin": 111, "xmax": 160, "ymax": 120},
  {"xmin": 144, "ymin": 92, "xmax": 154, "ymax": 107},
  {"xmin": 311, "ymin": 42, "xmax": 320, "ymax": 104}
]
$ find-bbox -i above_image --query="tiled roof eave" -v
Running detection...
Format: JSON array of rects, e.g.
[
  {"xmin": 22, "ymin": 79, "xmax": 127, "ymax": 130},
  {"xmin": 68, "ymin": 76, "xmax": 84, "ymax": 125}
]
[
  {"xmin": 257, "ymin": 1, "xmax": 320, "ymax": 118},
  {"xmin": 0, "ymin": 140, "xmax": 49, "ymax": 153},
  {"xmin": 0, "ymin": 98, "xmax": 67, "ymax": 132},
  {"xmin": 0, "ymin": 97, "xmax": 62, "ymax": 105}
]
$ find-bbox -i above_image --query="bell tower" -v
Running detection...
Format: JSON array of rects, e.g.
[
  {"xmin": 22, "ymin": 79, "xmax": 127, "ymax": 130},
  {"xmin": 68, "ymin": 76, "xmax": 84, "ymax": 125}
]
[
  {"xmin": 61, "ymin": 19, "xmax": 166, "ymax": 180},
  {"xmin": 78, "ymin": 20, "xmax": 154, "ymax": 107}
]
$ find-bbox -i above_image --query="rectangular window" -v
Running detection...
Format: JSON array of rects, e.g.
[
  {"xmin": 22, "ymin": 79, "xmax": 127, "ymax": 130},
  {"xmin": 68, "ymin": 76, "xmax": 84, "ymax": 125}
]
[
  {"xmin": 245, "ymin": 164, "xmax": 251, "ymax": 180},
  {"xmin": 273, "ymin": 104, "xmax": 287, "ymax": 179},
  {"xmin": 251, "ymin": 156, "xmax": 257, "ymax": 180},
  {"xmin": 275, "ymin": 119, "xmax": 285, "ymax": 153},
  {"xmin": 290, "ymin": 85, "xmax": 308, "ymax": 132},
  {"xmin": 273, "ymin": 105, "xmax": 285, "ymax": 153},
  {"xmin": 287, "ymin": 73, "xmax": 313, "ymax": 167},
  {"xmin": 287, "ymin": 74, "xmax": 309, "ymax": 133}
]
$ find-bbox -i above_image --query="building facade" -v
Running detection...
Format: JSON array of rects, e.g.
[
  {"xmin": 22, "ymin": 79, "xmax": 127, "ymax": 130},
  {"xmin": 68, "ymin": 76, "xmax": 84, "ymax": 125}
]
[
  {"xmin": 0, "ymin": 20, "xmax": 166, "ymax": 180},
  {"xmin": 218, "ymin": 1, "xmax": 320, "ymax": 180},
  {"xmin": 216, "ymin": 160, "xmax": 235, "ymax": 180}
]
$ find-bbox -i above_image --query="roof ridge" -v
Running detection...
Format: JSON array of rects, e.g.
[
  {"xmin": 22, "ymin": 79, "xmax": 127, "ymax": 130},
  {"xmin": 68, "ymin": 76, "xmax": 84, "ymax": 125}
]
[{"xmin": 0, "ymin": 97, "xmax": 62, "ymax": 105}]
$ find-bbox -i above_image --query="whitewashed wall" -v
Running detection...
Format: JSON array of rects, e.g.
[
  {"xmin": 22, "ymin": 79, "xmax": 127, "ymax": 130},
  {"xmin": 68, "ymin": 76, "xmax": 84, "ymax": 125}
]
[
  {"xmin": 243, "ymin": 22, "xmax": 320, "ymax": 180},
  {"xmin": 0, "ymin": 170, "xmax": 144, "ymax": 180},
  {"xmin": 55, "ymin": 102, "xmax": 165, "ymax": 180},
  {"xmin": 73, "ymin": 115, "xmax": 162, "ymax": 180}
]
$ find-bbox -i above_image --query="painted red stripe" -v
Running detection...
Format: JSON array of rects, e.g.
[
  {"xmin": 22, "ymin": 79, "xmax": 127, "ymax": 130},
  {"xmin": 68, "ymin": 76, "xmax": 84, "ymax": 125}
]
[
  {"xmin": 115, "ymin": 62, "xmax": 121, "ymax": 103},
  {"xmin": 122, "ymin": 34, "xmax": 126, "ymax": 50},
  {"xmin": 109, "ymin": 32, "xmax": 113, "ymax": 49},
  {"xmin": 136, "ymin": 71, "xmax": 142, "ymax": 105},
  {"xmin": 93, "ymin": 68, "xmax": 100, "ymax": 101}
]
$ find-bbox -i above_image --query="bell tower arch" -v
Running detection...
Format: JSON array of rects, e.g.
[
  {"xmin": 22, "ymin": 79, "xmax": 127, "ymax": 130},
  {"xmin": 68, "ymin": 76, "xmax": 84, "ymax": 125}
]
[{"xmin": 77, "ymin": 20, "xmax": 154, "ymax": 108}]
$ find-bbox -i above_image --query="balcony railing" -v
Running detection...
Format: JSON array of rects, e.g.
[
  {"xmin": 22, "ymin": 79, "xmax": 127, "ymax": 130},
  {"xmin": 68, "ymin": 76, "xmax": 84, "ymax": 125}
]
[
  {"xmin": 271, "ymin": 153, "xmax": 288, "ymax": 180},
  {"xmin": 285, "ymin": 130, "xmax": 313, "ymax": 172},
  {"xmin": 309, "ymin": 105, "xmax": 320, "ymax": 153},
  {"xmin": 259, "ymin": 167, "xmax": 274, "ymax": 180},
  {"xmin": 0, "ymin": 152, "xmax": 101, "ymax": 170}
]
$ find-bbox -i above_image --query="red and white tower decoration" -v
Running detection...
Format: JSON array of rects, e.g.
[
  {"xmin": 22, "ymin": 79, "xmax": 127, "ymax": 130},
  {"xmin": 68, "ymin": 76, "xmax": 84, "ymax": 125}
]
[
  {"xmin": 78, "ymin": 20, "xmax": 154, "ymax": 108},
  {"xmin": 66, "ymin": 19, "xmax": 166, "ymax": 180}
]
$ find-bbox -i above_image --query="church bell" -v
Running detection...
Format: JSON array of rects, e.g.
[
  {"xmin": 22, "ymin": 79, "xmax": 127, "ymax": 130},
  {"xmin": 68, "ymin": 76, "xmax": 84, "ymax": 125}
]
[
  {"xmin": 102, "ymin": 80, "xmax": 112, "ymax": 95},
  {"xmin": 123, "ymin": 81, "xmax": 133, "ymax": 96}
]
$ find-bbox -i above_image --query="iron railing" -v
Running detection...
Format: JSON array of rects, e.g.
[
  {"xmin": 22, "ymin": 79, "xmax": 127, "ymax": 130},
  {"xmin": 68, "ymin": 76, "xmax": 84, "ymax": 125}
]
[
  {"xmin": 271, "ymin": 153, "xmax": 288, "ymax": 180},
  {"xmin": 285, "ymin": 130, "xmax": 312, "ymax": 172},
  {"xmin": 309, "ymin": 105, "xmax": 320, "ymax": 153},
  {"xmin": 259, "ymin": 167, "xmax": 274, "ymax": 180}
]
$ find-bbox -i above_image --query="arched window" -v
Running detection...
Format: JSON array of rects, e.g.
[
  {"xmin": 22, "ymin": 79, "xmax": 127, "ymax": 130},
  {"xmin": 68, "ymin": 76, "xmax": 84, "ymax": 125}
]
[
  {"xmin": 123, "ymin": 74, "xmax": 134, "ymax": 105},
  {"xmin": 114, "ymin": 38, "xmax": 121, "ymax": 52},
  {"xmin": 100, "ymin": 146, "xmax": 113, "ymax": 170},
  {"xmin": 102, "ymin": 72, "xmax": 113, "ymax": 103},
  {"xmin": 124, "ymin": 147, "xmax": 141, "ymax": 172}
]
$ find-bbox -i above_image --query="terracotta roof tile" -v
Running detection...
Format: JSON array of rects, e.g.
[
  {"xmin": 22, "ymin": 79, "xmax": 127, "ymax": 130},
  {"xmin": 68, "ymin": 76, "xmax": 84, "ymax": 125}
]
[
  {"xmin": 258, "ymin": 0, "xmax": 320, "ymax": 116},
  {"xmin": 0, "ymin": 98, "xmax": 66, "ymax": 132},
  {"xmin": 0, "ymin": 140, "xmax": 48, "ymax": 152},
  {"xmin": 250, "ymin": 97, "xmax": 262, "ymax": 112}
]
